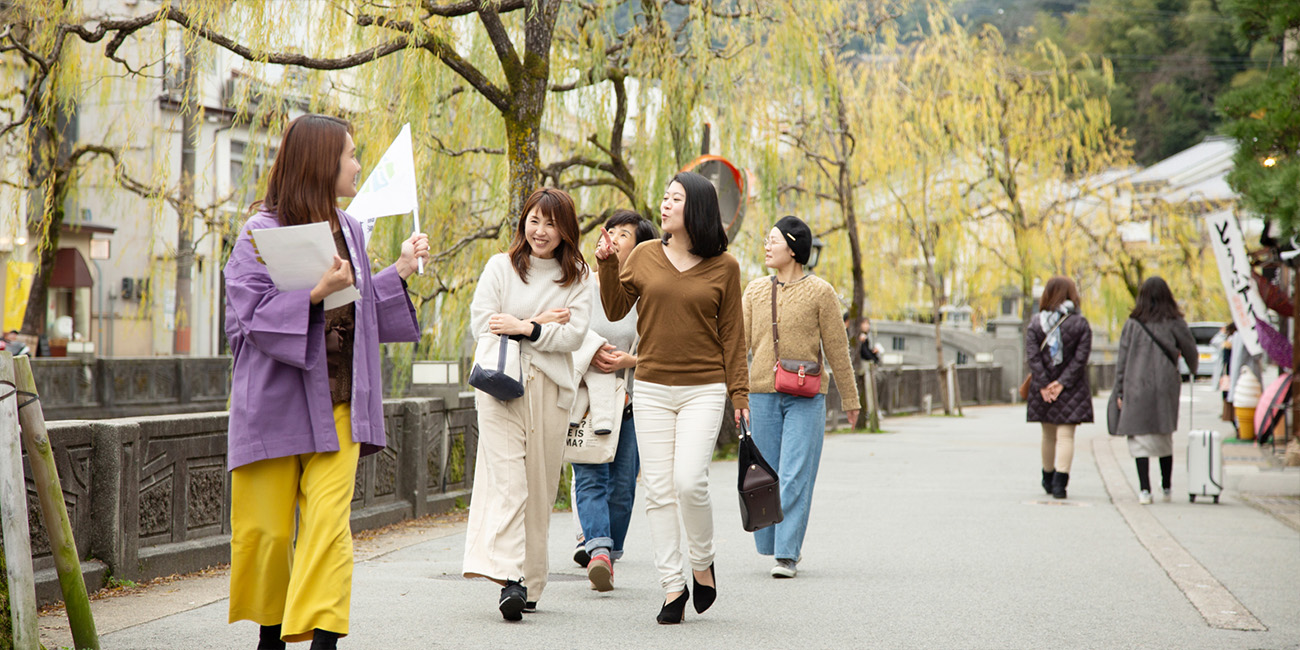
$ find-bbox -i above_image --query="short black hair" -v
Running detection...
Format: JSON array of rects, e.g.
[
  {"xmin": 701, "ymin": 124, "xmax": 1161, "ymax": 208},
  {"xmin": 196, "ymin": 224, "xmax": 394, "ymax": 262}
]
[
  {"xmin": 605, "ymin": 209, "xmax": 658, "ymax": 245},
  {"xmin": 664, "ymin": 171, "xmax": 728, "ymax": 258}
]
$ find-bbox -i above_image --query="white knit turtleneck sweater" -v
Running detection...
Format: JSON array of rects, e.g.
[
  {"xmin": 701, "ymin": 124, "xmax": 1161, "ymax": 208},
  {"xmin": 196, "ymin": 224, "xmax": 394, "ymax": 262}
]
[{"xmin": 469, "ymin": 253, "xmax": 593, "ymax": 408}]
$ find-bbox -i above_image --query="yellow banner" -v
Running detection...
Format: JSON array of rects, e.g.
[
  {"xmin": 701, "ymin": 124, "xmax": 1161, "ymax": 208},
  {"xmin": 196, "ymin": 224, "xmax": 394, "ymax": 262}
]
[{"xmin": 5, "ymin": 260, "xmax": 34, "ymax": 332}]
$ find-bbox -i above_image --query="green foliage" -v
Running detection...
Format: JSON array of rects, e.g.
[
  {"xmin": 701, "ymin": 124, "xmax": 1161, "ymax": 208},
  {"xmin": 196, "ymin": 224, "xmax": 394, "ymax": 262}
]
[
  {"xmin": 553, "ymin": 463, "xmax": 572, "ymax": 511},
  {"xmin": 103, "ymin": 575, "xmax": 139, "ymax": 590},
  {"xmin": 1215, "ymin": 0, "xmax": 1300, "ymax": 232},
  {"xmin": 977, "ymin": 0, "xmax": 1275, "ymax": 164},
  {"xmin": 1219, "ymin": 61, "xmax": 1300, "ymax": 232}
]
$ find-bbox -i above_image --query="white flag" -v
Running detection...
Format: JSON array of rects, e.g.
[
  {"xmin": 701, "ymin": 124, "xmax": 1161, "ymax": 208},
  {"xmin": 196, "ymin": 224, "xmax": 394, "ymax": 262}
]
[
  {"xmin": 346, "ymin": 123, "xmax": 419, "ymax": 245},
  {"xmin": 1206, "ymin": 210, "xmax": 1265, "ymax": 356}
]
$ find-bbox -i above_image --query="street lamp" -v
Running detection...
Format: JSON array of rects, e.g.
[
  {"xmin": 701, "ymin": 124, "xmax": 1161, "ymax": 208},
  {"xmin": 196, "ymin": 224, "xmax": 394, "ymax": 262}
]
[
  {"xmin": 1264, "ymin": 156, "xmax": 1277, "ymax": 167},
  {"xmin": 806, "ymin": 237, "xmax": 825, "ymax": 270}
]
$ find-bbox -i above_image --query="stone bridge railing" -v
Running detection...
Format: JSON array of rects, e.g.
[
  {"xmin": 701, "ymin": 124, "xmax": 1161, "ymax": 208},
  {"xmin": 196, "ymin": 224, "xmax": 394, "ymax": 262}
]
[{"xmin": 17, "ymin": 395, "xmax": 477, "ymax": 605}]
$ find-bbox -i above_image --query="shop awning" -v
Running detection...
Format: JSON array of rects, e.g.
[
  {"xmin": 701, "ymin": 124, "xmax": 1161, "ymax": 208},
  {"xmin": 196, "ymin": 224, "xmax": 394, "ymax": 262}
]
[{"xmin": 50, "ymin": 248, "xmax": 93, "ymax": 288}]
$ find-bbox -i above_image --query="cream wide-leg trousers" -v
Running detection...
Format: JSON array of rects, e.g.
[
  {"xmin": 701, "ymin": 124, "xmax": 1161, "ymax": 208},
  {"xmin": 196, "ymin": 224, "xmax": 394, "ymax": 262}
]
[
  {"xmin": 462, "ymin": 369, "xmax": 568, "ymax": 603},
  {"xmin": 632, "ymin": 380, "xmax": 728, "ymax": 594}
]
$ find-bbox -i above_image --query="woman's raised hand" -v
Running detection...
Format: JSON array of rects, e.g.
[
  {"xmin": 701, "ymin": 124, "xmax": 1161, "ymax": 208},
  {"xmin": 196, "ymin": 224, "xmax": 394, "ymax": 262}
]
[
  {"xmin": 594, "ymin": 227, "xmax": 616, "ymax": 261},
  {"xmin": 311, "ymin": 255, "xmax": 353, "ymax": 304},
  {"xmin": 396, "ymin": 232, "xmax": 430, "ymax": 279}
]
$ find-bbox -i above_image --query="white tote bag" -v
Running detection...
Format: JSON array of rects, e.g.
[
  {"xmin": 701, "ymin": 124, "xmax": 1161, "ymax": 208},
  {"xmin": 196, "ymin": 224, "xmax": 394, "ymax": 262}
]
[{"xmin": 564, "ymin": 377, "xmax": 626, "ymax": 464}]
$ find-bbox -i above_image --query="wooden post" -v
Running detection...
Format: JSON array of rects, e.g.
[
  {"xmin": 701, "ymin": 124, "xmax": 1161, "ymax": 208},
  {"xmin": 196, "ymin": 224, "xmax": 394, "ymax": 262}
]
[
  {"xmin": 0, "ymin": 352, "xmax": 38, "ymax": 650},
  {"xmin": 1292, "ymin": 266, "xmax": 1299, "ymax": 447},
  {"xmin": 13, "ymin": 356, "xmax": 99, "ymax": 650},
  {"xmin": 863, "ymin": 362, "xmax": 881, "ymax": 432}
]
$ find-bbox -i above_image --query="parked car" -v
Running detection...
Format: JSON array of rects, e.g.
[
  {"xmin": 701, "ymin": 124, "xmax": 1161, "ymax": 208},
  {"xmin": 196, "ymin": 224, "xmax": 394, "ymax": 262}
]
[{"xmin": 1180, "ymin": 321, "xmax": 1227, "ymax": 379}]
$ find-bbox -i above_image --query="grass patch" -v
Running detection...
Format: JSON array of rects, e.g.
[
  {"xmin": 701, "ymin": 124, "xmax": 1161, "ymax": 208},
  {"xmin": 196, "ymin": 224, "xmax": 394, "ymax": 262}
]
[
  {"xmin": 553, "ymin": 463, "xmax": 574, "ymax": 511},
  {"xmin": 713, "ymin": 439, "xmax": 739, "ymax": 462}
]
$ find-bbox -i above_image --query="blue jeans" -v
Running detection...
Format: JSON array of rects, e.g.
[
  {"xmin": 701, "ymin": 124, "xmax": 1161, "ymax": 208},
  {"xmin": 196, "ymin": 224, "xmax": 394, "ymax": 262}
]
[
  {"xmin": 571, "ymin": 413, "xmax": 639, "ymax": 559},
  {"xmin": 749, "ymin": 392, "xmax": 826, "ymax": 561}
]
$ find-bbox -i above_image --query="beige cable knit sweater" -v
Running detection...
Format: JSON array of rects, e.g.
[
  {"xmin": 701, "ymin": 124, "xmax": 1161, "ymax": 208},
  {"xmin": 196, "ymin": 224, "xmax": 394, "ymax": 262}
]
[{"xmin": 742, "ymin": 273, "xmax": 860, "ymax": 412}]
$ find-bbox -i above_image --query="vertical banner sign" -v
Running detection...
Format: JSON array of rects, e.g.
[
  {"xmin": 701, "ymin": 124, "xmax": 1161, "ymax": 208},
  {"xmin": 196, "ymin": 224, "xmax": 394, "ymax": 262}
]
[
  {"xmin": 1206, "ymin": 211, "xmax": 1265, "ymax": 355},
  {"xmin": 346, "ymin": 123, "xmax": 419, "ymax": 246}
]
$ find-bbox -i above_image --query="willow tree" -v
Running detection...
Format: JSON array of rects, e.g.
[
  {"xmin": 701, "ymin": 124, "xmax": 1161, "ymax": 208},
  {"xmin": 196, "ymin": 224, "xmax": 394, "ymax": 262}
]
[
  {"xmin": 857, "ymin": 12, "xmax": 981, "ymax": 414},
  {"xmin": 4, "ymin": 1, "xmax": 764, "ymax": 363},
  {"xmin": 949, "ymin": 28, "xmax": 1130, "ymax": 319},
  {"xmin": 752, "ymin": 0, "xmax": 903, "ymax": 325}
]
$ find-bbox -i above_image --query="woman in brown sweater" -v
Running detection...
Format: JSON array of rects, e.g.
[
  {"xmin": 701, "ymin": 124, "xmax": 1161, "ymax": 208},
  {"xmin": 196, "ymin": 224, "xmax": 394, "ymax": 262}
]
[
  {"xmin": 596, "ymin": 171, "xmax": 748, "ymax": 624},
  {"xmin": 742, "ymin": 216, "xmax": 859, "ymax": 579}
]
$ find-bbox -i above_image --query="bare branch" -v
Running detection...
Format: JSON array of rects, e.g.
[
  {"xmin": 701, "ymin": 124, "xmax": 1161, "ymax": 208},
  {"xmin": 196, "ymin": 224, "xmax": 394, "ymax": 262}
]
[
  {"xmin": 428, "ymin": 133, "xmax": 505, "ymax": 157},
  {"xmin": 422, "ymin": 0, "xmax": 528, "ymax": 16}
]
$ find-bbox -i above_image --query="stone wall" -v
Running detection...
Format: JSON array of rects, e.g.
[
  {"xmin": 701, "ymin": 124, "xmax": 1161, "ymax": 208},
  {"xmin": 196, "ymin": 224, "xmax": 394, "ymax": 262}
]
[
  {"xmin": 34, "ymin": 357, "xmax": 233, "ymax": 421},
  {"xmin": 23, "ymin": 395, "xmax": 477, "ymax": 605}
]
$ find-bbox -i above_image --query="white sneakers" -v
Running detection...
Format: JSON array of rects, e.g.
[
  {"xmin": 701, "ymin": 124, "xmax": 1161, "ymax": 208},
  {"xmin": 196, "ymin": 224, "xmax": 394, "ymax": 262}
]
[
  {"xmin": 1162, "ymin": 488, "xmax": 1172, "ymax": 502},
  {"xmin": 771, "ymin": 558, "xmax": 798, "ymax": 578},
  {"xmin": 1138, "ymin": 490, "xmax": 1153, "ymax": 505}
]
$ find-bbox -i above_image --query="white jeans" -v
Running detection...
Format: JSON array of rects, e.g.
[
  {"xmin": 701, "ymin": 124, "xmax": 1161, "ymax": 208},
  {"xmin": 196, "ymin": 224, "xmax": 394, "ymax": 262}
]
[{"xmin": 632, "ymin": 380, "xmax": 727, "ymax": 593}]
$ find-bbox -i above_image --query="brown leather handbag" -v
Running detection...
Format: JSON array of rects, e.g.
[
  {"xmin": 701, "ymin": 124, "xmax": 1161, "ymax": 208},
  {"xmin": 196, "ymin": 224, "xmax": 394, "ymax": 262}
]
[
  {"xmin": 771, "ymin": 277, "xmax": 822, "ymax": 398},
  {"xmin": 737, "ymin": 417, "xmax": 783, "ymax": 532}
]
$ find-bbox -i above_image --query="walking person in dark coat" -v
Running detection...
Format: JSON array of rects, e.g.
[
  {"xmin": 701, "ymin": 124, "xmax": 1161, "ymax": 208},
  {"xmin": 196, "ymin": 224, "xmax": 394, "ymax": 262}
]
[
  {"xmin": 1025, "ymin": 276, "xmax": 1093, "ymax": 499},
  {"xmin": 1113, "ymin": 276, "xmax": 1198, "ymax": 505}
]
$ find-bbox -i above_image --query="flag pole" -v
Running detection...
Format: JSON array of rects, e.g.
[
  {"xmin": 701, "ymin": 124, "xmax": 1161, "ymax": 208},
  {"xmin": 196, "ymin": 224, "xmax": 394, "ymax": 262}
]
[{"xmin": 414, "ymin": 205, "xmax": 424, "ymax": 275}]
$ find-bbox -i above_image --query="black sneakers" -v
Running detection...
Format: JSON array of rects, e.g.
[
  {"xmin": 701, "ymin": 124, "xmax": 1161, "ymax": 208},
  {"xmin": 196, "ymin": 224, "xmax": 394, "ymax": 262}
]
[
  {"xmin": 573, "ymin": 543, "xmax": 590, "ymax": 568},
  {"xmin": 499, "ymin": 580, "xmax": 527, "ymax": 621}
]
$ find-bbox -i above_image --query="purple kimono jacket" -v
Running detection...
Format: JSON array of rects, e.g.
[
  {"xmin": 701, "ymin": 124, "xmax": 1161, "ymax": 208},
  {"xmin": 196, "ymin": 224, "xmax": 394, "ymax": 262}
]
[{"xmin": 224, "ymin": 209, "xmax": 419, "ymax": 470}]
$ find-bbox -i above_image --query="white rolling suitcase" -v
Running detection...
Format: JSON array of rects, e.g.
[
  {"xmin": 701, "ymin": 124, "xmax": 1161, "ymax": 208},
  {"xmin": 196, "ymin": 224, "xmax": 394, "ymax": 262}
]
[{"xmin": 1186, "ymin": 381, "xmax": 1223, "ymax": 503}]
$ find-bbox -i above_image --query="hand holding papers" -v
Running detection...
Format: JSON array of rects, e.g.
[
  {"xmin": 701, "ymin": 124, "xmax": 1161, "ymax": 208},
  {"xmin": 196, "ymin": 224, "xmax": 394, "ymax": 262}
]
[{"xmin": 251, "ymin": 221, "xmax": 363, "ymax": 310}]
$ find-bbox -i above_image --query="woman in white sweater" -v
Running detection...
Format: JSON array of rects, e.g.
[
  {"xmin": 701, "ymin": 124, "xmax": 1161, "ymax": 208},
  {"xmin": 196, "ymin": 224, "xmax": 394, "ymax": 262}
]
[{"xmin": 462, "ymin": 188, "xmax": 592, "ymax": 621}]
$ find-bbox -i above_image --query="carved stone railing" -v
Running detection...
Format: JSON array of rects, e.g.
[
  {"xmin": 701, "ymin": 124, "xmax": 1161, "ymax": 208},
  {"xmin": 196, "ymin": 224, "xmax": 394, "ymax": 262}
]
[{"xmin": 23, "ymin": 395, "xmax": 476, "ymax": 605}]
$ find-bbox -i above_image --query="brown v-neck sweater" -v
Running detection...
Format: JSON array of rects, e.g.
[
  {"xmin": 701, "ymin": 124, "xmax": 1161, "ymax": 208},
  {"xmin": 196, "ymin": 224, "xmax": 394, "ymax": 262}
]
[{"xmin": 598, "ymin": 240, "xmax": 749, "ymax": 409}]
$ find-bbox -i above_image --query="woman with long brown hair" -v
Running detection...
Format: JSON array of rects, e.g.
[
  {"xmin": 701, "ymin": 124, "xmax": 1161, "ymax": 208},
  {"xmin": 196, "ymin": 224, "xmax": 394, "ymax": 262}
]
[
  {"xmin": 462, "ymin": 187, "xmax": 592, "ymax": 621},
  {"xmin": 1024, "ymin": 276, "xmax": 1093, "ymax": 499},
  {"xmin": 224, "ymin": 114, "xmax": 428, "ymax": 650},
  {"xmin": 1113, "ymin": 276, "xmax": 1198, "ymax": 504}
]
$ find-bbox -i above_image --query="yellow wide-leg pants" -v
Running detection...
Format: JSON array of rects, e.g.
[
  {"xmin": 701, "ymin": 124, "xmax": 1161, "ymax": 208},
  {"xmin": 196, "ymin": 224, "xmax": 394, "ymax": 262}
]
[{"xmin": 229, "ymin": 403, "xmax": 359, "ymax": 644}]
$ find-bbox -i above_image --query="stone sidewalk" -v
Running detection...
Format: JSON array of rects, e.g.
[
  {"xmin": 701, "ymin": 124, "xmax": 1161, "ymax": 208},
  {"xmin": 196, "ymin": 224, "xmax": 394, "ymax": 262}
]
[{"xmin": 39, "ymin": 384, "xmax": 1300, "ymax": 649}]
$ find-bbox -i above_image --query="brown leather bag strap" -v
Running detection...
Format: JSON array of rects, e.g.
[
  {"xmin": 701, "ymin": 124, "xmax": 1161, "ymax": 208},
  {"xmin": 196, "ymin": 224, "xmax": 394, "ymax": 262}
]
[{"xmin": 771, "ymin": 276, "xmax": 781, "ymax": 360}]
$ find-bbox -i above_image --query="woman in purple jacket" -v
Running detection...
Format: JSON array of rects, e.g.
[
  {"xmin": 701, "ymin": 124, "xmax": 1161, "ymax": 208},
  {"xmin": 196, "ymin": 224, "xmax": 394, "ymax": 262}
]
[{"xmin": 223, "ymin": 114, "xmax": 427, "ymax": 650}]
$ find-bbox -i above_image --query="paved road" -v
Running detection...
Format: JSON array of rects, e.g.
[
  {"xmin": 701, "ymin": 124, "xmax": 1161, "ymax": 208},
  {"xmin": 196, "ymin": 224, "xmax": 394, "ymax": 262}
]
[{"xmin": 44, "ymin": 385, "xmax": 1300, "ymax": 649}]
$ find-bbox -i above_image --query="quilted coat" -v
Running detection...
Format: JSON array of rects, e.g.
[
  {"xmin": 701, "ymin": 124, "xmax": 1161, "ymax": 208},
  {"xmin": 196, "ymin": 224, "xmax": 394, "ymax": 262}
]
[{"xmin": 1025, "ymin": 311, "xmax": 1094, "ymax": 424}]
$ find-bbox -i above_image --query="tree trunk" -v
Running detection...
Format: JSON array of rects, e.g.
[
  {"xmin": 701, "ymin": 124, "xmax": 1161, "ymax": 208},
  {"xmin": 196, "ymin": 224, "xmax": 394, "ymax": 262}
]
[
  {"xmin": 173, "ymin": 50, "xmax": 199, "ymax": 355},
  {"xmin": 504, "ymin": 114, "xmax": 542, "ymax": 220},
  {"xmin": 21, "ymin": 111, "xmax": 58, "ymax": 337},
  {"xmin": 836, "ymin": 99, "xmax": 866, "ymax": 322},
  {"xmin": 929, "ymin": 274, "xmax": 951, "ymax": 415},
  {"xmin": 503, "ymin": 0, "xmax": 560, "ymax": 220}
]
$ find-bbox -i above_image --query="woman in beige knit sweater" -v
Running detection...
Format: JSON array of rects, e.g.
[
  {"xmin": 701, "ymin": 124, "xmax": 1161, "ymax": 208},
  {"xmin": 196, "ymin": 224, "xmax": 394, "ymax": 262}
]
[{"xmin": 742, "ymin": 216, "xmax": 860, "ymax": 579}]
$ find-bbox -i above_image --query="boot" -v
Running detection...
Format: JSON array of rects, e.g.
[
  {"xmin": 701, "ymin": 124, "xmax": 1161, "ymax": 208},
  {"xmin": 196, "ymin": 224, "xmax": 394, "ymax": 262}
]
[
  {"xmin": 1051, "ymin": 471, "xmax": 1069, "ymax": 499},
  {"xmin": 1041, "ymin": 469, "xmax": 1055, "ymax": 495}
]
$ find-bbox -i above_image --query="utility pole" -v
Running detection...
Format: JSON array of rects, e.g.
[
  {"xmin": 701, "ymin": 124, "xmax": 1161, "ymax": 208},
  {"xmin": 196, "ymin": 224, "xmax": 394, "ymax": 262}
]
[{"xmin": 173, "ymin": 44, "xmax": 199, "ymax": 355}]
